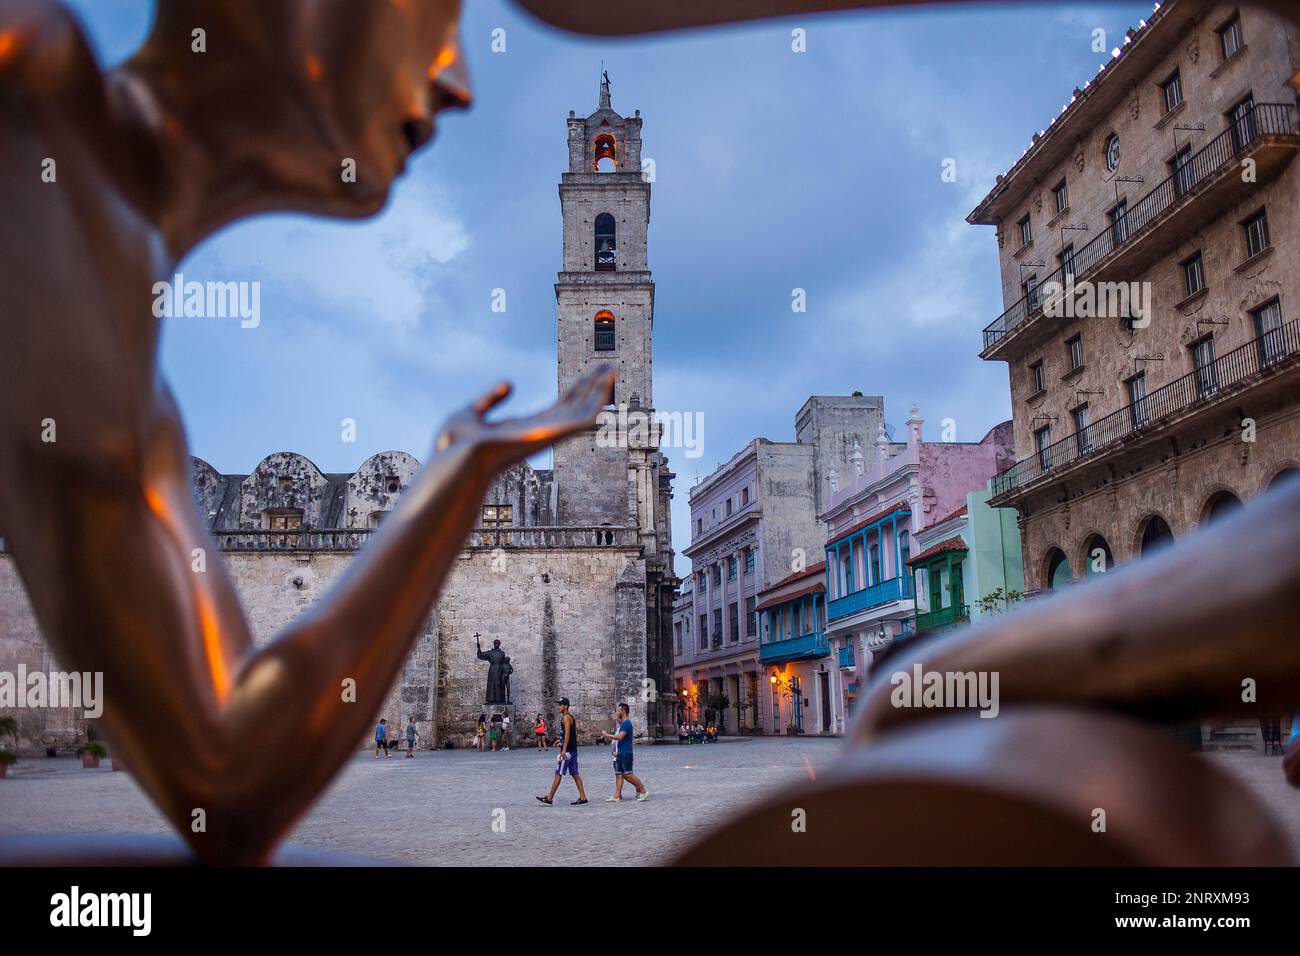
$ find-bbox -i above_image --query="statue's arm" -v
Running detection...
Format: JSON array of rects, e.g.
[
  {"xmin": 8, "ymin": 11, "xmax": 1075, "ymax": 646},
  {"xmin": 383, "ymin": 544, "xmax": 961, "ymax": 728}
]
[{"xmin": 221, "ymin": 368, "xmax": 613, "ymax": 748}]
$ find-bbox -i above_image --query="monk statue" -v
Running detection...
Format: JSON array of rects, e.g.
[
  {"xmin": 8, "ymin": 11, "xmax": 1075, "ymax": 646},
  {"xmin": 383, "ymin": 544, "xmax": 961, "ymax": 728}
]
[
  {"xmin": 476, "ymin": 637, "xmax": 508, "ymax": 705},
  {"xmin": 0, "ymin": 0, "xmax": 612, "ymax": 865}
]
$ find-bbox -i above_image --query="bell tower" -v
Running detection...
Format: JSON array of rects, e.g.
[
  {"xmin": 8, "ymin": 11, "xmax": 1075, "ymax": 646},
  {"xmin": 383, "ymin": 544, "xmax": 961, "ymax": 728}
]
[{"xmin": 552, "ymin": 73, "xmax": 656, "ymax": 527}]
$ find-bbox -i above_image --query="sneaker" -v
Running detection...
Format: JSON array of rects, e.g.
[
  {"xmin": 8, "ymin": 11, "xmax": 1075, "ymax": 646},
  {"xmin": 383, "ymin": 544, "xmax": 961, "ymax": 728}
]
[
  {"xmin": 605, "ymin": 796, "xmax": 622, "ymax": 802},
  {"xmin": 635, "ymin": 791, "xmax": 650, "ymax": 802},
  {"xmin": 571, "ymin": 798, "xmax": 589, "ymax": 805},
  {"xmin": 536, "ymin": 796, "xmax": 553, "ymax": 805}
]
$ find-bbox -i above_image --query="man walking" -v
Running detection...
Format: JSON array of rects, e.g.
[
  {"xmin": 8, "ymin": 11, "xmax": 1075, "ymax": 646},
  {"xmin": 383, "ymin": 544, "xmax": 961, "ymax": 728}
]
[
  {"xmin": 537, "ymin": 698, "xmax": 588, "ymax": 805},
  {"xmin": 405, "ymin": 718, "xmax": 418, "ymax": 757},
  {"xmin": 374, "ymin": 718, "xmax": 390, "ymax": 758},
  {"xmin": 598, "ymin": 703, "xmax": 648, "ymax": 802}
]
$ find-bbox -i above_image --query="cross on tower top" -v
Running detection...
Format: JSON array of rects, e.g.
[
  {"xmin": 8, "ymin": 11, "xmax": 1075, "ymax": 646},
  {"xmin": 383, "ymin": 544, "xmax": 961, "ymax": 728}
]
[{"xmin": 599, "ymin": 67, "xmax": 611, "ymax": 109}]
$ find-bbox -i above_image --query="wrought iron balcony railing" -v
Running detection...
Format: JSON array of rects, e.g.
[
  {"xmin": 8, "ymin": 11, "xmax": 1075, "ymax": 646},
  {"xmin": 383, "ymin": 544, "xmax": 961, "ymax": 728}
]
[
  {"xmin": 982, "ymin": 103, "xmax": 1298, "ymax": 352},
  {"xmin": 992, "ymin": 318, "xmax": 1300, "ymax": 497}
]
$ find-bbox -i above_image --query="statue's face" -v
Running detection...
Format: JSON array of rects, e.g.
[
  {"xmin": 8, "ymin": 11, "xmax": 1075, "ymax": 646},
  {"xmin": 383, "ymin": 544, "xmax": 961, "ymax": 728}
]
[
  {"xmin": 149, "ymin": 0, "xmax": 470, "ymax": 214},
  {"xmin": 493, "ymin": 640, "xmax": 501, "ymax": 649},
  {"xmin": 296, "ymin": 0, "xmax": 469, "ymax": 204}
]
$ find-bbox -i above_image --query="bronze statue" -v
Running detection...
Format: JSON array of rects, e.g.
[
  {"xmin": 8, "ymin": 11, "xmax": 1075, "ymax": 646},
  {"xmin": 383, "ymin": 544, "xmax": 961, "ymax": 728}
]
[
  {"xmin": 476, "ymin": 636, "xmax": 510, "ymax": 705},
  {"xmin": 0, "ymin": 0, "xmax": 611, "ymax": 865},
  {"xmin": 1, "ymin": 0, "xmax": 1297, "ymax": 867}
]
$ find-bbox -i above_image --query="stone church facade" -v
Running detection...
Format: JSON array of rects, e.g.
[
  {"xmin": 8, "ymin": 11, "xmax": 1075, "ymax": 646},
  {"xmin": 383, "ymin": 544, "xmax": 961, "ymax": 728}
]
[{"xmin": 0, "ymin": 80, "xmax": 676, "ymax": 750}]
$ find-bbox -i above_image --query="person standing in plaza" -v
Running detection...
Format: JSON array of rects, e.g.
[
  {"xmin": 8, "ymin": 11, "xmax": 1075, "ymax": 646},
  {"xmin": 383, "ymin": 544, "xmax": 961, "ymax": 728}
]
[
  {"xmin": 405, "ymin": 718, "xmax": 418, "ymax": 758},
  {"xmin": 374, "ymin": 718, "xmax": 390, "ymax": 758},
  {"xmin": 501, "ymin": 712, "xmax": 511, "ymax": 752},
  {"xmin": 537, "ymin": 697, "xmax": 588, "ymax": 805},
  {"xmin": 535, "ymin": 713, "xmax": 547, "ymax": 750},
  {"xmin": 489, "ymin": 715, "xmax": 500, "ymax": 752},
  {"xmin": 597, "ymin": 702, "xmax": 648, "ymax": 802},
  {"xmin": 474, "ymin": 714, "xmax": 486, "ymax": 752}
]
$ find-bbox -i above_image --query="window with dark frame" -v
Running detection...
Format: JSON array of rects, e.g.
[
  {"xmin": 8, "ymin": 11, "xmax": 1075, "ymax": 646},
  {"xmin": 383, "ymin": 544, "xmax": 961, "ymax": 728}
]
[
  {"xmin": 1109, "ymin": 200, "xmax": 1130, "ymax": 246},
  {"xmin": 1190, "ymin": 334, "xmax": 1219, "ymax": 397},
  {"xmin": 726, "ymin": 498, "xmax": 733, "ymax": 517},
  {"xmin": 1170, "ymin": 145, "xmax": 1193, "ymax": 197},
  {"xmin": 1066, "ymin": 334, "xmax": 1083, "ymax": 371},
  {"xmin": 1127, "ymin": 372, "xmax": 1149, "ymax": 427},
  {"xmin": 1244, "ymin": 209, "xmax": 1270, "ymax": 259},
  {"xmin": 728, "ymin": 603, "xmax": 739, "ymax": 643},
  {"xmin": 1229, "ymin": 93, "xmax": 1256, "ymax": 151},
  {"xmin": 1034, "ymin": 425, "xmax": 1053, "ymax": 471},
  {"xmin": 1072, "ymin": 403, "xmax": 1092, "ymax": 454},
  {"xmin": 1030, "ymin": 360, "xmax": 1045, "ymax": 395},
  {"xmin": 1023, "ymin": 274, "xmax": 1041, "ymax": 313},
  {"xmin": 1059, "ymin": 244, "xmax": 1076, "ymax": 286},
  {"xmin": 1053, "ymin": 180, "xmax": 1068, "ymax": 214},
  {"xmin": 1181, "ymin": 251, "xmax": 1205, "ymax": 298},
  {"xmin": 746, "ymin": 596, "xmax": 757, "ymax": 637},
  {"xmin": 1161, "ymin": 70, "xmax": 1182, "ymax": 113},
  {"xmin": 745, "ymin": 548, "xmax": 755, "ymax": 574},
  {"xmin": 1253, "ymin": 298, "xmax": 1285, "ymax": 365},
  {"xmin": 712, "ymin": 608, "xmax": 723, "ymax": 648},
  {"xmin": 1018, "ymin": 215, "xmax": 1032, "ymax": 248},
  {"xmin": 698, "ymin": 613, "xmax": 708, "ymax": 651},
  {"xmin": 742, "ymin": 486, "xmax": 750, "ymax": 506},
  {"xmin": 481, "ymin": 504, "xmax": 513, "ymax": 527},
  {"xmin": 1218, "ymin": 14, "xmax": 1243, "ymax": 61}
]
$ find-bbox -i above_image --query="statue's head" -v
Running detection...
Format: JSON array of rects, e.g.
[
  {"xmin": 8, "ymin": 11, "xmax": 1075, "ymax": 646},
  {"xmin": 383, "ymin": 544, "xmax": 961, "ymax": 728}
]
[
  {"xmin": 492, "ymin": 639, "xmax": 501, "ymax": 649},
  {"xmin": 140, "ymin": 0, "xmax": 470, "ymax": 216}
]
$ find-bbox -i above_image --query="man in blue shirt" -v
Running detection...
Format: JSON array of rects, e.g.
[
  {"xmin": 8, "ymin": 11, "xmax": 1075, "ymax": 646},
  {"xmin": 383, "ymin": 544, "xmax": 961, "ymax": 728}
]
[{"xmin": 597, "ymin": 702, "xmax": 649, "ymax": 802}]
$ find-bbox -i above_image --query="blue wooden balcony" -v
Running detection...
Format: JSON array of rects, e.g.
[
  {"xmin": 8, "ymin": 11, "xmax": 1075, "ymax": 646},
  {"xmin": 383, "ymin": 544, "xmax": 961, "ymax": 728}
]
[
  {"xmin": 760, "ymin": 630, "xmax": 829, "ymax": 665},
  {"xmin": 826, "ymin": 575, "xmax": 911, "ymax": 622}
]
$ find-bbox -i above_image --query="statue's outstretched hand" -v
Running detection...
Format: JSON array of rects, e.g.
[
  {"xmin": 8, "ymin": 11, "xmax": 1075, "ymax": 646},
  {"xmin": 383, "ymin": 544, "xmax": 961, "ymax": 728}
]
[{"xmin": 435, "ymin": 364, "xmax": 616, "ymax": 473}]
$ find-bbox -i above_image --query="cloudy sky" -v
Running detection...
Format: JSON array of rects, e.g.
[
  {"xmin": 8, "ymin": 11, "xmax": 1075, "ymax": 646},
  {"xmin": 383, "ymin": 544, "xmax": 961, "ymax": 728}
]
[{"xmin": 68, "ymin": 0, "xmax": 1155, "ymax": 576}]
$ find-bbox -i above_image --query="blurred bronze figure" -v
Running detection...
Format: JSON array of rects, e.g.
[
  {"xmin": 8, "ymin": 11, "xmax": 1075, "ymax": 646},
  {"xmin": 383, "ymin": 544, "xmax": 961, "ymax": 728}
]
[{"xmin": 0, "ymin": 0, "xmax": 612, "ymax": 865}]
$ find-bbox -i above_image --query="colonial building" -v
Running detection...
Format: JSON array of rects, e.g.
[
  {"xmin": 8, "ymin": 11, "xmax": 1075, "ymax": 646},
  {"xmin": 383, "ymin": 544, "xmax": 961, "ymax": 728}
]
[
  {"xmin": 968, "ymin": 0, "xmax": 1300, "ymax": 592},
  {"xmin": 0, "ymin": 78, "xmax": 677, "ymax": 750},
  {"xmin": 673, "ymin": 395, "xmax": 885, "ymax": 734},
  {"xmin": 815, "ymin": 409, "xmax": 1014, "ymax": 728},
  {"xmin": 907, "ymin": 485, "xmax": 1025, "ymax": 638}
]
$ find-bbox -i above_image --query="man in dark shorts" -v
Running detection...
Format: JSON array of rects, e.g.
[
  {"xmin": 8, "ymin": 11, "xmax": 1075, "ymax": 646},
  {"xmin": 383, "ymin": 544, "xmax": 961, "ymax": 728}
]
[
  {"xmin": 537, "ymin": 698, "xmax": 588, "ymax": 805},
  {"xmin": 374, "ymin": 718, "xmax": 389, "ymax": 758},
  {"xmin": 598, "ymin": 702, "xmax": 648, "ymax": 801}
]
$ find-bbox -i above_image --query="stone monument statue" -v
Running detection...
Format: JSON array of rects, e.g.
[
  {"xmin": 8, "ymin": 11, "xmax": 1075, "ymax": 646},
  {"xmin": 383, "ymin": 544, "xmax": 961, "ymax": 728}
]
[{"xmin": 476, "ymin": 636, "xmax": 511, "ymax": 705}]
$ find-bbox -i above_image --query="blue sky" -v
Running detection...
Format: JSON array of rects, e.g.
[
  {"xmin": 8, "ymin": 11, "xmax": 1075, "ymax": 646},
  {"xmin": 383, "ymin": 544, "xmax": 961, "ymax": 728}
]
[{"xmin": 67, "ymin": 0, "xmax": 1154, "ymax": 575}]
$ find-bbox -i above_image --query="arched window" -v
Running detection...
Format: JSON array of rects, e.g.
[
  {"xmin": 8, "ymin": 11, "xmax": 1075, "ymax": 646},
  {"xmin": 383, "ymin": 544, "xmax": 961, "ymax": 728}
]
[
  {"xmin": 1046, "ymin": 548, "xmax": 1071, "ymax": 589},
  {"xmin": 594, "ymin": 134, "xmax": 617, "ymax": 172},
  {"xmin": 594, "ymin": 310, "xmax": 615, "ymax": 351},
  {"xmin": 1268, "ymin": 467, "xmax": 1299, "ymax": 491},
  {"xmin": 1083, "ymin": 534, "xmax": 1112, "ymax": 576},
  {"xmin": 1139, "ymin": 515, "xmax": 1174, "ymax": 555},
  {"xmin": 594, "ymin": 213, "xmax": 616, "ymax": 271},
  {"xmin": 1203, "ymin": 490, "xmax": 1242, "ymax": 525}
]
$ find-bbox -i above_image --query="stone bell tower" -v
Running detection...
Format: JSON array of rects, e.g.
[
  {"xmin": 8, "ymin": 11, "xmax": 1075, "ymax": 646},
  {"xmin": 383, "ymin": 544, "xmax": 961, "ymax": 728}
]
[{"xmin": 552, "ymin": 72, "xmax": 656, "ymax": 528}]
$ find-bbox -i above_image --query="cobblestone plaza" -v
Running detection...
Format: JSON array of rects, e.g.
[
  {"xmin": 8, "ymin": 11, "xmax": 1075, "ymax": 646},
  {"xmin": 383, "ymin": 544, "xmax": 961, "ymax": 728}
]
[{"xmin": 2, "ymin": 739, "xmax": 1298, "ymax": 866}]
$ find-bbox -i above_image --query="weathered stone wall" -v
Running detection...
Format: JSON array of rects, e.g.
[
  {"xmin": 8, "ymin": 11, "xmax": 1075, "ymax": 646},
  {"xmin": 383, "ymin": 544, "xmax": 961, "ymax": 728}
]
[
  {"xmin": 795, "ymin": 395, "xmax": 886, "ymax": 515},
  {"xmin": 433, "ymin": 547, "xmax": 648, "ymax": 746}
]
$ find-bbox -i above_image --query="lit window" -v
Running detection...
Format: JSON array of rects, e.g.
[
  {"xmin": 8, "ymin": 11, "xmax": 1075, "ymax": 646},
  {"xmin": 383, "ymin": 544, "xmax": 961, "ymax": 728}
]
[{"xmin": 594, "ymin": 311, "xmax": 616, "ymax": 351}]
